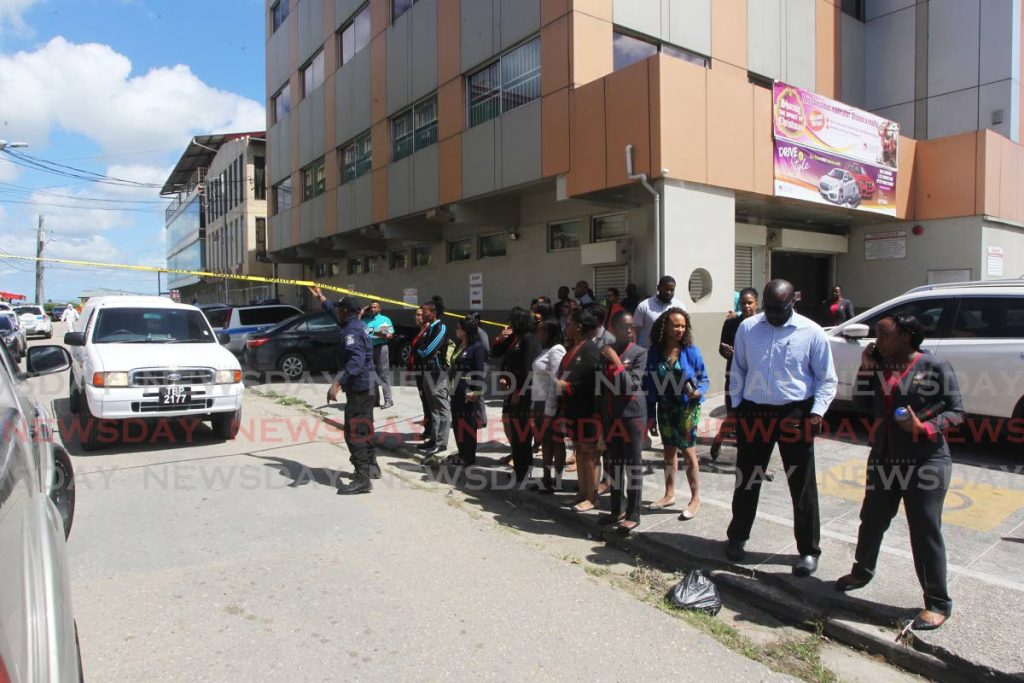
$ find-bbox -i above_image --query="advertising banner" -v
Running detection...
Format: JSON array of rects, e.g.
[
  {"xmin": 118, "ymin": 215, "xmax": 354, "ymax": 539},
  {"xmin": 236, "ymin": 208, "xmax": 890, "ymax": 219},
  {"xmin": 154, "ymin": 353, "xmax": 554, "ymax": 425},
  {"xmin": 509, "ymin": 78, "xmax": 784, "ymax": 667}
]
[{"xmin": 773, "ymin": 82, "xmax": 900, "ymax": 216}]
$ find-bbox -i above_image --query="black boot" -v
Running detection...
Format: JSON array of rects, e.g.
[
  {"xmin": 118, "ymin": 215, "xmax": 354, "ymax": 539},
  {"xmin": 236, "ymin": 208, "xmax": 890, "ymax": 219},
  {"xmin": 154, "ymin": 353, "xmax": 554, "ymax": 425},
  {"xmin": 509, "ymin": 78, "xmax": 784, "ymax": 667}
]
[{"xmin": 337, "ymin": 477, "xmax": 372, "ymax": 495}]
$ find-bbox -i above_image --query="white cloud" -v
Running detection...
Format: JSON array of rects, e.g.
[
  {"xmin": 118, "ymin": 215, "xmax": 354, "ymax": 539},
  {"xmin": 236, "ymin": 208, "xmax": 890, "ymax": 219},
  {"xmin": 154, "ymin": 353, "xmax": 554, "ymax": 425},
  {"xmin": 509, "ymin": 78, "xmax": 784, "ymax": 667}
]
[
  {"xmin": 0, "ymin": 0, "xmax": 41, "ymax": 35},
  {"xmin": 0, "ymin": 37, "xmax": 265, "ymax": 153}
]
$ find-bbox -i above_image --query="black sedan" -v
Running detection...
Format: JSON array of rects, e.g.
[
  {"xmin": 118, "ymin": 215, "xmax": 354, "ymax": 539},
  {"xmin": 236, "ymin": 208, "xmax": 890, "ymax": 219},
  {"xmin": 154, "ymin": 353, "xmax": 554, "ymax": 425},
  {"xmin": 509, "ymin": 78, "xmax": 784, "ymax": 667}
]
[{"xmin": 242, "ymin": 312, "xmax": 417, "ymax": 380}]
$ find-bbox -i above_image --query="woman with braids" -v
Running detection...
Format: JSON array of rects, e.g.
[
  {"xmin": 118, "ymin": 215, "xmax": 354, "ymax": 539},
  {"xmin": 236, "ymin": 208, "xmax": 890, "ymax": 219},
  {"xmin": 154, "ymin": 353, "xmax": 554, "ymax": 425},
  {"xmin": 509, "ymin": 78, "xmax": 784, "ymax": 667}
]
[
  {"xmin": 642, "ymin": 308, "xmax": 708, "ymax": 519},
  {"xmin": 555, "ymin": 309, "xmax": 603, "ymax": 511}
]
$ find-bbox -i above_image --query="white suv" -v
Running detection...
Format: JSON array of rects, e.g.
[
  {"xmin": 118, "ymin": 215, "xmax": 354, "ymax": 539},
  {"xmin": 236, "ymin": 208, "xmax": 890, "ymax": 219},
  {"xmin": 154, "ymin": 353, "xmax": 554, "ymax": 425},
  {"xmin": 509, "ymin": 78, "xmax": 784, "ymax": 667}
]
[
  {"xmin": 15, "ymin": 303, "xmax": 53, "ymax": 338},
  {"xmin": 66, "ymin": 296, "xmax": 244, "ymax": 450},
  {"xmin": 827, "ymin": 281, "xmax": 1024, "ymax": 423}
]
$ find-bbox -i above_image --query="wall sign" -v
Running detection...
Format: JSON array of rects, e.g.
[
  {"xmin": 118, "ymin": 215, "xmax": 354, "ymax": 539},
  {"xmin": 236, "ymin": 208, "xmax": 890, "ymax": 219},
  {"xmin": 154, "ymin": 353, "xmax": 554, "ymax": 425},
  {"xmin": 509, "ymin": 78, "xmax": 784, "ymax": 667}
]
[{"xmin": 864, "ymin": 231, "xmax": 906, "ymax": 260}]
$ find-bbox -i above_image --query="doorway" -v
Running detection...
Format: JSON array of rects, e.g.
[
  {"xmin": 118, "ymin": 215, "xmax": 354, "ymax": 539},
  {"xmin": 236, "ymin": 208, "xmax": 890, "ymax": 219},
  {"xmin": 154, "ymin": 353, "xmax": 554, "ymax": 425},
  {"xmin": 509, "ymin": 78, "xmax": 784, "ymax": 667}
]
[{"xmin": 770, "ymin": 251, "xmax": 830, "ymax": 323}]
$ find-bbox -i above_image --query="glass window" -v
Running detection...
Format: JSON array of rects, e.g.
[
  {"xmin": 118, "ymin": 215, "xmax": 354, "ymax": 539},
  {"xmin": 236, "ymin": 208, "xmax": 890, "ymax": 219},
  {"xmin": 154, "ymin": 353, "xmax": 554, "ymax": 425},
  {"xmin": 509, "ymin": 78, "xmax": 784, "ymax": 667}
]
[
  {"xmin": 391, "ymin": 109, "xmax": 414, "ymax": 162},
  {"xmin": 468, "ymin": 38, "xmax": 540, "ymax": 128},
  {"xmin": 341, "ymin": 132, "xmax": 372, "ymax": 183},
  {"xmin": 393, "ymin": 0, "xmax": 416, "ymax": 21},
  {"xmin": 348, "ymin": 257, "xmax": 366, "ymax": 275},
  {"xmin": 661, "ymin": 44, "xmax": 708, "ymax": 68},
  {"xmin": 273, "ymin": 83, "xmax": 291, "ymax": 123},
  {"xmin": 592, "ymin": 213, "xmax": 628, "ymax": 241},
  {"xmin": 93, "ymin": 308, "xmax": 214, "ymax": 344},
  {"xmin": 390, "ymin": 250, "xmax": 408, "ymax": 269},
  {"xmin": 306, "ymin": 314, "xmax": 339, "ymax": 332},
  {"xmin": 367, "ymin": 255, "xmax": 382, "ymax": 273},
  {"xmin": 414, "ymin": 96, "xmax": 438, "ymax": 150},
  {"xmin": 255, "ymin": 217, "xmax": 267, "ymax": 259},
  {"xmin": 254, "ymin": 157, "xmax": 266, "ymax": 200},
  {"xmin": 613, "ymin": 32, "xmax": 658, "ymax": 71},
  {"xmin": 392, "ymin": 95, "xmax": 438, "ymax": 162},
  {"xmin": 479, "ymin": 234, "xmax": 507, "ymax": 259},
  {"xmin": 340, "ymin": 4, "xmax": 371, "ymax": 66},
  {"xmin": 951, "ymin": 297, "xmax": 1024, "ymax": 339},
  {"xmin": 271, "ymin": 0, "xmax": 290, "ymax": 32},
  {"xmin": 274, "ymin": 177, "xmax": 293, "ymax": 213},
  {"xmin": 302, "ymin": 158, "xmax": 325, "ymax": 200},
  {"xmin": 548, "ymin": 220, "xmax": 581, "ymax": 251},
  {"xmin": 447, "ymin": 239, "xmax": 472, "ymax": 262},
  {"xmin": 412, "ymin": 245, "xmax": 432, "ymax": 267},
  {"xmin": 239, "ymin": 306, "xmax": 300, "ymax": 326},
  {"xmin": 841, "ymin": 0, "xmax": 865, "ymax": 21},
  {"xmin": 862, "ymin": 299, "xmax": 949, "ymax": 338},
  {"xmin": 302, "ymin": 50, "xmax": 325, "ymax": 96}
]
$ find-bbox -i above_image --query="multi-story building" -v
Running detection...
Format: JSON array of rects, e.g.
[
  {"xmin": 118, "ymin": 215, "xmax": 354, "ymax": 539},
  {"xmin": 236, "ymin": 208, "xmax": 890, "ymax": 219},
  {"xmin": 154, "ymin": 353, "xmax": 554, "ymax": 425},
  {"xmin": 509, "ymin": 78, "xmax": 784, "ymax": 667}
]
[
  {"xmin": 265, "ymin": 0, "xmax": 1024, "ymax": 377},
  {"xmin": 163, "ymin": 133, "xmax": 300, "ymax": 304}
]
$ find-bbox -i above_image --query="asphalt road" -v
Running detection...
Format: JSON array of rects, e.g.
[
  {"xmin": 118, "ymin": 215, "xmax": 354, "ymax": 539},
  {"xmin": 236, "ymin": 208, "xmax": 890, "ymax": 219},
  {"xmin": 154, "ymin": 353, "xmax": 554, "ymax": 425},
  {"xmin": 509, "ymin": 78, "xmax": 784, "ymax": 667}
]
[{"xmin": 27, "ymin": 325, "xmax": 793, "ymax": 682}]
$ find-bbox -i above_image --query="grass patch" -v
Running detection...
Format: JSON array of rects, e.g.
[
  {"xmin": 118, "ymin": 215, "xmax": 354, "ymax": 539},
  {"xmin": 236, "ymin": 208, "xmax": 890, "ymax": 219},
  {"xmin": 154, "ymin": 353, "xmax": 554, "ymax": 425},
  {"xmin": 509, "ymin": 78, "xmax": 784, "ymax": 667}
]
[
  {"xmin": 584, "ymin": 565, "xmax": 610, "ymax": 578},
  {"xmin": 259, "ymin": 390, "xmax": 308, "ymax": 408}
]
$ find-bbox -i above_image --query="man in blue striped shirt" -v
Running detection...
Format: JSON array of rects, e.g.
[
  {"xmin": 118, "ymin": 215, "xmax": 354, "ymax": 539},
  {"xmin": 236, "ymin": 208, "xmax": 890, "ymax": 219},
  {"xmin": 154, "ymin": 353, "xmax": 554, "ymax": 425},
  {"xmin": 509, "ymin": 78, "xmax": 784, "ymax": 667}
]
[{"xmin": 726, "ymin": 279, "xmax": 837, "ymax": 577}]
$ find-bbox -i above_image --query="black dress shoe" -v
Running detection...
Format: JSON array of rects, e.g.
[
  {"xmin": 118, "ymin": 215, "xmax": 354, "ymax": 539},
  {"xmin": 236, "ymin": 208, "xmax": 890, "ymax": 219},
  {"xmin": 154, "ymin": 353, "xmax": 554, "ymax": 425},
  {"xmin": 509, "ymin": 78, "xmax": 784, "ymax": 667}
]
[
  {"xmin": 416, "ymin": 441, "xmax": 436, "ymax": 451},
  {"xmin": 369, "ymin": 467, "xmax": 382, "ymax": 480},
  {"xmin": 725, "ymin": 540, "xmax": 746, "ymax": 562},
  {"xmin": 835, "ymin": 572, "xmax": 871, "ymax": 592},
  {"xmin": 793, "ymin": 555, "xmax": 818, "ymax": 577},
  {"xmin": 337, "ymin": 478, "xmax": 372, "ymax": 495},
  {"xmin": 419, "ymin": 446, "xmax": 444, "ymax": 457}
]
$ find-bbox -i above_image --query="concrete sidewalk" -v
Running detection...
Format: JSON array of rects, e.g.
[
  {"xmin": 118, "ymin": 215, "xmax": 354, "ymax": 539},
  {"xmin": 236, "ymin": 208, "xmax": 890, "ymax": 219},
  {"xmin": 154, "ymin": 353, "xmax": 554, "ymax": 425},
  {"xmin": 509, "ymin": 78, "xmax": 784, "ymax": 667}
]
[{"xmin": 248, "ymin": 375, "xmax": 1024, "ymax": 681}]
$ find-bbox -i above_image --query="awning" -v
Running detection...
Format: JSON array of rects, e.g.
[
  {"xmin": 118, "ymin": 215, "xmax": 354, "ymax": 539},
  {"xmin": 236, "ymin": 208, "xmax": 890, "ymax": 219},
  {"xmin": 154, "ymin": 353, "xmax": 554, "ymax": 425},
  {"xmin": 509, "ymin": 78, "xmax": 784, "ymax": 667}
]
[{"xmin": 0, "ymin": 291, "xmax": 27, "ymax": 301}]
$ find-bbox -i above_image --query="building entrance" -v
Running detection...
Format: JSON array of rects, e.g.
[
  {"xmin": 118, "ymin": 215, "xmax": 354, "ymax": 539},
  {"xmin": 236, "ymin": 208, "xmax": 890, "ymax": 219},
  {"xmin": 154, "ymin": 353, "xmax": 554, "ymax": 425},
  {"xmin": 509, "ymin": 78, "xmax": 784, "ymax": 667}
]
[{"xmin": 770, "ymin": 251, "xmax": 830, "ymax": 324}]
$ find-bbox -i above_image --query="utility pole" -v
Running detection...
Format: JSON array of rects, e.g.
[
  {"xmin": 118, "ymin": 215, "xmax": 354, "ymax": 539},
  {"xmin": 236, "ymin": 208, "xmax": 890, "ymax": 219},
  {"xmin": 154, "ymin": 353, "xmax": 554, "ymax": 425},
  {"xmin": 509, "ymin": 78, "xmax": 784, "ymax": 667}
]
[{"xmin": 34, "ymin": 215, "xmax": 45, "ymax": 304}]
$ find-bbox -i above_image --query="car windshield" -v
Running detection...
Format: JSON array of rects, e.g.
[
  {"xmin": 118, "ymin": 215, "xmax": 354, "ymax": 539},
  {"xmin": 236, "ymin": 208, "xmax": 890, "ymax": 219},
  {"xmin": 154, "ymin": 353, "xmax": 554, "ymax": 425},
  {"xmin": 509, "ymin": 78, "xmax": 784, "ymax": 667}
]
[
  {"xmin": 14, "ymin": 306, "xmax": 40, "ymax": 315},
  {"xmin": 92, "ymin": 307, "xmax": 216, "ymax": 344},
  {"xmin": 827, "ymin": 169, "xmax": 845, "ymax": 179},
  {"xmin": 203, "ymin": 307, "xmax": 232, "ymax": 329},
  {"xmin": 0, "ymin": 317, "xmax": 13, "ymax": 332}
]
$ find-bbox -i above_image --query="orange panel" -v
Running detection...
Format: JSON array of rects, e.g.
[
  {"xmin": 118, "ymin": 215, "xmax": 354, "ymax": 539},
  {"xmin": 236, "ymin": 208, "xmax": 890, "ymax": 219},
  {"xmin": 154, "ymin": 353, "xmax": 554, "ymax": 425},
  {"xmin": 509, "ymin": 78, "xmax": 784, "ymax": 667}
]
[
  {"xmin": 438, "ymin": 78, "xmax": 464, "ymax": 141},
  {"xmin": 437, "ymin": 0, "xmax": 461, "ymax": 85},
  {"xmin": 438, "ymin": 135, "xmax": 462, "ymax": 205},
  {"xmin": 290, "ymin": 74, "xmax": 301, "ymax": 177},
  {"xmin": 657, "ymin": 56, "xmax": 707, "ymax": 184},
  {"xmin": 323, "ymin": 0, "xmax": 335, "ymax": 45},
  {"xmin": 371, "ymin": 0, "xmax": 389, "ymax": 38},
  {"xmin": 976, "ymin": 130, "xmax": 993, "ymax": 216},
  {"xmin": 711, "ymin": 0, "xmax": 747, "ymax": 71},
  {"xmin": 913, "ymin": 132, "xmax": 978, "ymax": 220},
  {"xmin": 706, "ymin": 67, "xmax": 754, "ymax": 192},
  {"xmin": 648, "ymin": 58, "xmax": 662, "ymax": 177},
  {"xmin": 894, "ymin": 136, "xmax": 916, "ymax": 219},
  {"xmin": 566, "ymin": 79, "xmax": 607, "ymax": 196},
  {"xmin": 291, "ymin": 175, "xmax": 302, "ymax": 244},
  {"xmin": 324, "ymin": 187, "xmax": 339, "ymax": 236},
  {"xmin": 570, "ymin": 0, "xmax": 612, "ymax": 21},
  {"xmin": 541, "ymin": 0, "xmax": 569, "ymax": 26},
  {"xmin": 752, "ymin": 84, "xmax": 773, "ymax": 195},
  {"xmin": 542, "ymin": 88, "xmax": 571, "ymax": 176},
  {"xmin": 541, "ymin": 16, "xmax": 570, "ymax": 96},
  {"xmin": 372, "ymin": 121, "xmax": 389, "ymax": 170},
  {"xmin": 325, "ymin": 149, "xmax": 339, "ymax": 192},
  {"xmin": 371, "ymin": 34, "xmax": 387, "ymax": 124},
  {"xmin": 570, "ymin": 10, "xmax": 613, "ymax": 88},
  {"xmin": 604, "ymin": 60, "xmax": 651, "ymax": 187},
  {"xmin": 372, "ymin": 167, "xmax": 388, "ymax": 223},
  {"xmin": 815, "ymin": 0, "xmax": 838, "ymax": 98}
]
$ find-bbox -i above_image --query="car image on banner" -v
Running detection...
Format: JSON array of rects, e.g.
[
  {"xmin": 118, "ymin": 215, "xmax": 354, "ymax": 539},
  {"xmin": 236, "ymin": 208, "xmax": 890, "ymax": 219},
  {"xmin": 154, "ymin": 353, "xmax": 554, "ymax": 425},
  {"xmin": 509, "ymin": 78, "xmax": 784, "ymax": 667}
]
[{"xmin": 772, "ymin": 82, "xmax": 899, "ymax": 216}]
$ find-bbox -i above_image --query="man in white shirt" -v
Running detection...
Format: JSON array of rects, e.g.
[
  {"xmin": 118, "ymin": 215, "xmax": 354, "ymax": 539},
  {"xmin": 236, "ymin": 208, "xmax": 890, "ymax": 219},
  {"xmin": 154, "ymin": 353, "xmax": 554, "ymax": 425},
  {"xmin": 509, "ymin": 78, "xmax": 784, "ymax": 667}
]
[{"xmin": 633, "ymin": 276, "xmax": 688, "ymax": 347}]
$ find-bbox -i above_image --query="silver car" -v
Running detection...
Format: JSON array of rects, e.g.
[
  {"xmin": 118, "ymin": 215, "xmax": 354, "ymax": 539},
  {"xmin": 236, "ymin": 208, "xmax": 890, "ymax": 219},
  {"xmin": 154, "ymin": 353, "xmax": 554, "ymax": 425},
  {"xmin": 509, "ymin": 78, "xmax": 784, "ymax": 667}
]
[
  {"xmin": 0, "ymin": 342, "xmax": 81, "ymax": 681},
  {"xmin": 818, "ymin": 168, "xmax": 861, "ymax": 206}
]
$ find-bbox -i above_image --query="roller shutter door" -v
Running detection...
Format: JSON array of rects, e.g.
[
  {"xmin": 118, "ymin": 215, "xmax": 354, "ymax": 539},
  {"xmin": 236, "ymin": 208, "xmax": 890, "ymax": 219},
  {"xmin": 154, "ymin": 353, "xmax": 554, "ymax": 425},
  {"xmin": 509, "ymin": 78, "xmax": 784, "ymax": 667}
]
[{"xmin": 734, "ymin": 246, "xmax": 753, "ymax": 291}]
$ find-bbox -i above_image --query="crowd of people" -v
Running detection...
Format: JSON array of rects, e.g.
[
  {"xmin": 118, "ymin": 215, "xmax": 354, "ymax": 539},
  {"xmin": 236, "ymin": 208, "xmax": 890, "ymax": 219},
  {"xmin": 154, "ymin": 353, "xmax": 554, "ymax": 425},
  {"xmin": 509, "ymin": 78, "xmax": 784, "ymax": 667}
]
[{"xmin": 313, "ymin": 275, "xmax": 964, "ymax": 632}]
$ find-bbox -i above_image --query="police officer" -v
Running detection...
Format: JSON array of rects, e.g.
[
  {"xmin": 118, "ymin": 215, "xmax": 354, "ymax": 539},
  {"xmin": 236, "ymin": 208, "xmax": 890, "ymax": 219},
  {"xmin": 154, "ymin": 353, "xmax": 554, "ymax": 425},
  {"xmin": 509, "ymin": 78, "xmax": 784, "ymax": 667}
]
[{"xmin": 310, "ymin": 286, "xmax": 379, "ymax": 494}]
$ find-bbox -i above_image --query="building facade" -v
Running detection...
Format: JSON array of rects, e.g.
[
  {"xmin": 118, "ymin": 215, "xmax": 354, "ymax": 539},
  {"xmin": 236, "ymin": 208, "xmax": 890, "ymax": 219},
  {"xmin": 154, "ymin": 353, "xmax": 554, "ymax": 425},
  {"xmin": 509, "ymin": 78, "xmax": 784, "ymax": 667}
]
[{"xmin": 265, "ymin": 0, "xmax": 1024, "ymax": 379}]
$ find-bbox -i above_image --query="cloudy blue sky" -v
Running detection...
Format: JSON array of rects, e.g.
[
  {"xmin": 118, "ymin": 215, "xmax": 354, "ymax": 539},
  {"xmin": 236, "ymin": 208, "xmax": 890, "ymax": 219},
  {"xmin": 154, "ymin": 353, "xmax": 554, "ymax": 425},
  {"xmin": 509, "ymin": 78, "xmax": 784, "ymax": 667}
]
[{"xmin": 0, "ymin": 0, "xmax": 266, "ymax": 302}]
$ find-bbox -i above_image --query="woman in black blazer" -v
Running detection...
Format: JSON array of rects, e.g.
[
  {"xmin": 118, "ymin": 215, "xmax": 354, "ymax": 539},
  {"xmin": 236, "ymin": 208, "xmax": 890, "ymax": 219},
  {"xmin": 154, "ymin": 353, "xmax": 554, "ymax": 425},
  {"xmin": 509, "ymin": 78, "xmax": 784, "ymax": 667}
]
[
  {"xmin": 448, "ymin": 316, "xmax": 487, "ymax": 466},
  {"xmin": 837, "ymin": 313, "xmax": 964, "ymax": 631}
]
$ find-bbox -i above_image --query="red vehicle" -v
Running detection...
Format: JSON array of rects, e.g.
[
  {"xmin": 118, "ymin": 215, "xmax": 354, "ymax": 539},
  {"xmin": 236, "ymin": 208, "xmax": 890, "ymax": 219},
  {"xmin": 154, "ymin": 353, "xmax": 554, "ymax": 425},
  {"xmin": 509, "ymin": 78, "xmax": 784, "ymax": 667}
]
[{"xmin": 846, "ymin": 163, "xmax": 875, "ymax": 199}]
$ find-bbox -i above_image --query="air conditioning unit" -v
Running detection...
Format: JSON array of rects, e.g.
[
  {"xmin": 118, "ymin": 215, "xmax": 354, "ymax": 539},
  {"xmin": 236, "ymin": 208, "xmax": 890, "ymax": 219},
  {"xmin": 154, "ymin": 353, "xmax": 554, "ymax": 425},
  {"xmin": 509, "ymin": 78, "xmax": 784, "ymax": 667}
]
[{"xmin": 581, "ymin": 239, "xmax": 630, "ymax": 265}]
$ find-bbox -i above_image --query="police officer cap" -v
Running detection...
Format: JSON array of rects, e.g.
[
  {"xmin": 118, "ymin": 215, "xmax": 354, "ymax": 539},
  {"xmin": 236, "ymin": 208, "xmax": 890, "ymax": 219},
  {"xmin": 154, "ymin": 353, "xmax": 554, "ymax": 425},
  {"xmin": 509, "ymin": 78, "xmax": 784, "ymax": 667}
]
[{"xmin": 336, "ymin": 296, "xmax": 360, "ymax": 312}]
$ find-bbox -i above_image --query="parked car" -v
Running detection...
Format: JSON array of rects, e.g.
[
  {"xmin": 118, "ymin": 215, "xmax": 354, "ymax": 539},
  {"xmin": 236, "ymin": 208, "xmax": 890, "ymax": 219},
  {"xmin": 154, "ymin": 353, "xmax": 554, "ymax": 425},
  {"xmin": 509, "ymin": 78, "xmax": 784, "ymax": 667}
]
[
  {"xmin": 846, "ymin": 162, "xmax": 875, "ymax": 199},
  {"xmin": 0, "ymin": 310, "xmax": 27, "ymax": 359},
  {"xmin": 242, "ymin": 312, "xmax": 417, "ymax": 380},
  {"xmin": 827, "ymin": 280, "xmax": 1024, "ymax": 426},
  {"xmin": 15, "ymin": 303, "xmax": 53, "ymax": 339},
  {"xmin": 206, "ymin": 303, "xmax": 301, "ymax": 355},
  {"xmin": 0, "ymin": 340, "xmax": 82, "ymax": 681},
  {"xmin": 818, "ymin": 168, "xmax": 861, "ymax": 206},
  {"xmin": 0, "ymin": 314, "xmax": 24, "ymax": 361},
  {"xmin": 50, "ymin": 304, "xmax": 67, "ymax": 322},
  {"xmin": 65, "ymin": 296, "xmax": 244, "ymax": 450}
]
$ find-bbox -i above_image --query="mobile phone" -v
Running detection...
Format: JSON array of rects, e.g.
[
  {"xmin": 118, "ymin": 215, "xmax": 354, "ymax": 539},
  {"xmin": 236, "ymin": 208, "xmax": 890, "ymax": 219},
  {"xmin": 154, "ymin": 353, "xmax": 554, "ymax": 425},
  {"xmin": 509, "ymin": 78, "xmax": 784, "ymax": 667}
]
[
  {"xmin": 684, "ymin": 379, "xmax": 697, "ymax": 395},
  {"xmin": 869, "ymin": 344, "xmax": 883, "ymax": 363}
]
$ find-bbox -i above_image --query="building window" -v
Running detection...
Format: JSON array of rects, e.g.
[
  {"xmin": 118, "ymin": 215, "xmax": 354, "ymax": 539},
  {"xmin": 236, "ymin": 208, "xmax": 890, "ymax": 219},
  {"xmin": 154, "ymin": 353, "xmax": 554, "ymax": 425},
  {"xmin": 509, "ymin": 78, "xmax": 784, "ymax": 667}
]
[
  {"xmin": 412, "ymin": 245, "xmax": 432, "ymax": 267},
  {"xmin": 274, "ymin": 178, "xmax": 293, "ymax": 214},
  {"xmin": 367, "ymin": 255, "xmax": 382, "ymax": 273},
  {"xmin": 479, "ymin": 233, "xmax": 507, "ymax": 259},
  {"xmin": 467, "ymin": 37, "xmax": 540, "ymax": 128},
  {"xmin": 748, "ymin": 72, "xmax": 774, "ymax": 90},
  {"xmin": 339, "ymin": 4, "xmax": 371, "ymax": 66},
  {"xmin": 393, "ymin": 0, "xmax": 418, "ymax": 21},
  {"xmin": 273, "ymin": 83, "xmax": 292, "ymax": 123},
  {"xmin": 254, "ymin": 156, "xmax": 266, "ymax": 200},
  {"xmin": 316, "ymin": 262, "xmax": 342, "ymax": 277},
  {"xmin": 302, "ymin": 50, "xmax": 325, "ymax": 97},
  {"xmin": 302, "ymin": 158, "xmax": 326, "ymax": 200},
  {"xmin": 447, "ymin": 239, "xmax": 472, "ymax": 263},
  {"xmin": 255, "ymin": 217, "xmax": 267, "ymax": 259},
  {"xmin": 348, "ymin": 257, "xmax": 366, "ymax": 275},
  {"xmin": 613, "ymin": 31, "xmax": 708, "ymax": 71},
  {"xmin": 841, "ymin": 0, "xmax": 865, "ymax": 21},
  {"xmin": 271, "ymin": 0, "xmax": 289, "ymax": 32},
  {"xmin": 391, "ymin": 95, "xmax": 438, "ymax": 162},
  {"xmin": 341, "ymin": 132, "xmax": 372, "ymax": 183},
  {"xmin": 390, "ymin": 250, "xmax": 408, "ymax": 269},
  {"xmin": 592, "ymin": 213, "xmax": 628, "ymax": 242},
  {"xmin": 548, "ymin": 220, "xmax": 582, "ymax": 251}
]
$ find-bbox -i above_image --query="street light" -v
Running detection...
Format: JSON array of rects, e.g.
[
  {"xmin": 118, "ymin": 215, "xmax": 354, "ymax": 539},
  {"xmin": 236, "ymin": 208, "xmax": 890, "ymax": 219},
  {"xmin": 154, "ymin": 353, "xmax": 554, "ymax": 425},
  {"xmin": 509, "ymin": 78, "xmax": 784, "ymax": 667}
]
[{"xmin": 0, "ymin": 140, "xmax": 28, "ymax": 150}]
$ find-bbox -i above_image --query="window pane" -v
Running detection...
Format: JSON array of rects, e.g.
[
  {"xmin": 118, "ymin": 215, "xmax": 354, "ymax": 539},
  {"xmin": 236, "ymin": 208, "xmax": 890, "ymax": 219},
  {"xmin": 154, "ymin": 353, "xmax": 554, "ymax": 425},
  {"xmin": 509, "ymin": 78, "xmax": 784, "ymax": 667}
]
[
  {"xmin": 303, "ymin": 66, "xmax": 313, "ymax": 97},
  {"xmin": 412, "ymin": 246, "xmax": 431, "ymax": 267},
  {"xmin": 479, "ymin": 234, "xmax": 507, "ymax": 258},
  {"xmin": 313, "ymin": 51, "xmax": 324, "ymax": 88},
  {"xmin": 468, "ymin": 61, "xmax": 501, "ymax": 127},
  {"xmin": 549, "ymin": 220, "xmax": 581, "ymax": 250},
  {"xmin": 354, "ymin": 5, "xmax": 371, "ymax": 53},
  {"xmin": 367, "ymin": 255, "xmax": 382, "ymax": 273},
  {"xmin": 592, "ymin": 214, "xmax": 628, "ymax": 241},
  {"xmin": 864, "ymin": 299, "xmax": 947, "ymax": 337},
  {"xmin": 392, "ymin": 109, "xmax": 414, "ymax": 161},
  {"xmin": 661, "ymin": 44, "xmax": 707, "ymax": 68},
  {"xmin": 393, "ymin": 0, "xmax": 414, "ymax": 20},
  {"xmin": 348, "ymin": 258, "xmax": 365, "ymax": 275},
  {"xmin": 272, "ymin": 1, "xmax": 289, "ymax": 31},
  {"xmin": 501, "ymin": 38, "xmax": 541, "ymax": 113},
  {"xmin": 447, "ymin": 239, "xmax": 472, "ymax": 262},
  {"xmin": 390, "ymin": 251, "xmax": 408, "ymax": 269},
  {"xmin": 952, "ymin": 297, "xmax": 1024, "ymax": 339},
  {"xmin": 276, "ymin": 178, "xmax": 292, "ymax": 212},
  {"xmin": 613, "ymin": 32, "xmax": 658, "ymax": 71},
  {"xmin": 341, "ymin": 25, "xmax": 355, "ymax": 64},
  {"xmin": 315, "ymin": 159, "xmax": 325, "ymax": 194},
  {"xmin": 414, "ymin": 96, "xmax": 438, "ymax": 150}
]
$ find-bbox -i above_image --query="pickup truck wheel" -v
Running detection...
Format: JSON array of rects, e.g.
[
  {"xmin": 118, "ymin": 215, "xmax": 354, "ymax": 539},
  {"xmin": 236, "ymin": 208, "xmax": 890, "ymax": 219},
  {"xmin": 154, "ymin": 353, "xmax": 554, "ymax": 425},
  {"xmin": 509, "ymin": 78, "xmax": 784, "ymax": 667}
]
[
  {"xmin": 278, "ymin": 352, "xmax": 306, "ymax": 380},
  {"xmin": 212, "ymin": 409, "xmax": 241, "ymax": 440},
  {"xmin": 50, "ymin": 446, "xmax": 75, "ymax": 539}
]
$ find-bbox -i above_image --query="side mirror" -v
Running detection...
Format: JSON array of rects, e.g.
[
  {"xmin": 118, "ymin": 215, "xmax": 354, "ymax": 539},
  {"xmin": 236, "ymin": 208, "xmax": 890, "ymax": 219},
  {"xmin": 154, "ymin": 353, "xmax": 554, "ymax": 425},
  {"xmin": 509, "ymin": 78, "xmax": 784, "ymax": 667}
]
[
  {"xmin": 64, "ymin": 332, "xmax": 86, "ymax": 347},
  {"xmin": 841, "ymin": 323, "xmax": 869, "ymax": 340},
  {"xmin": 25, "ymin": 345, "xmax": 71, "ymax": 377},
  {"xmin": 216, "ymin": 332, "xmax": 231, "ymax": 345}
]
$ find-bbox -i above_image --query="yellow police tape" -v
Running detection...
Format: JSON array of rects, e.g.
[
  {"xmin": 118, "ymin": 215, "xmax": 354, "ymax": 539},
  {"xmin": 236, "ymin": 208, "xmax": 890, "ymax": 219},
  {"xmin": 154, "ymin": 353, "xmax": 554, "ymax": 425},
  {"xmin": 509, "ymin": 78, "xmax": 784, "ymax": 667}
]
[{"xmin": 0, "ymin": 253, "xmax": 507, "ymax": 328}]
